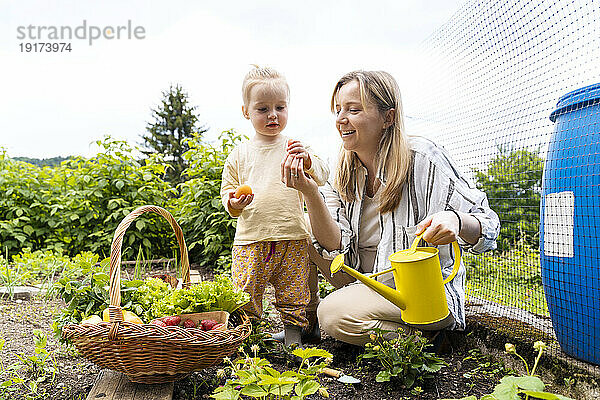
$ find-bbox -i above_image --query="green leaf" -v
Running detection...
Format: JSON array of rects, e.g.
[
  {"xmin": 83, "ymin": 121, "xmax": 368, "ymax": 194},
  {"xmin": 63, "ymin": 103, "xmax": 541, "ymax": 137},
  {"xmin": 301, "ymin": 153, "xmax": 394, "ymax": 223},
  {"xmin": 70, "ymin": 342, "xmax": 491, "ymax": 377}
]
[
  {"xmin": 263, "ymin": 367, "xmax": 280, "ymax": 377},
  {"xmin": 116, "ymin": 180, "xmax": 125, "ymax": 190},
  {"xmin": 240, "ymin": 383, "xmax": 268, "ymax": 398},
  {"xmin": 258, "ymin": 375, "xmax": 298, "ymax": 386},
  {"xmin": 403, "ymin": 373, "xmax": 415, "ymax": 388},
  {"xmin": 0, "ymin": 380, "xmax": 14, "ymax": 388},
  {"xmin": 210, "ymin": 385, "xmax": 241, "ymax": 400},
  {"xmin": 136, "ymin": 220, "xmax": 146, "ymax": 230},
  {"xmin": 376, "ymin": 370, "xmax": 391, "ymax": 382},
  {"xmin": 295, "ymin": 379, "xmax": 320, "ymax": 397},
  {"xmin": 514, "ymin": 375, "xmax": 545, "ymax": 391},
  {"xmin": 423, "ymin": 363, "xmax": 444, "ymax": 372},
  {"xmin": 292, "ymin": 347, "xmax": 333, "ymax": 360},
  {"xmin": 236, "ymin": 371, "xmax": 256, "ymax": 385},
  {"xmin": 520, "ymin": 391, "xmax": 574, "ymax": 400},
  {"xmin": 492, "ymin": 376, "xmax": 520, "ymax": 400},
  {"xmin": 268, "ymin": 383, "xmax": 294, "ymax": 396}
]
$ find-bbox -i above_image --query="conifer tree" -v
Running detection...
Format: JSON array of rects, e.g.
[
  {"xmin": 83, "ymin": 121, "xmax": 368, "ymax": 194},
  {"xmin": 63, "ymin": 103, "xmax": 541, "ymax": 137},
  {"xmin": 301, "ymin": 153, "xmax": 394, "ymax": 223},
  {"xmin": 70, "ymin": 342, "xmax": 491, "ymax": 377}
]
[{"xmin": 142, "ymin": 84, "xmax": 207, "ymax": 183}]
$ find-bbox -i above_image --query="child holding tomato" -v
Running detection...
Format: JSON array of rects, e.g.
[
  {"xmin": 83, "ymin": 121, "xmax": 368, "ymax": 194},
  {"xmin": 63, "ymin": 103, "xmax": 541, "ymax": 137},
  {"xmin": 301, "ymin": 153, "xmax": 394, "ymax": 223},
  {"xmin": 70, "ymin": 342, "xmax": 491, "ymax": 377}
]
[{"xmin": 220, "ymin": 65, "xmax": 329, "ymax": 346}]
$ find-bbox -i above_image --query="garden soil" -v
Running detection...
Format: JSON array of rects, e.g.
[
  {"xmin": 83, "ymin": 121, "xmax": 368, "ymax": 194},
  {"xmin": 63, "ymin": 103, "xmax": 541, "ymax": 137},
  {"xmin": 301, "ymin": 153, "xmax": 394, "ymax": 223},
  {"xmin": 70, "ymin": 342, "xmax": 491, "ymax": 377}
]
[{"xmin": 0, "ymin": 266, "xmax": 576, "ymax": 400}]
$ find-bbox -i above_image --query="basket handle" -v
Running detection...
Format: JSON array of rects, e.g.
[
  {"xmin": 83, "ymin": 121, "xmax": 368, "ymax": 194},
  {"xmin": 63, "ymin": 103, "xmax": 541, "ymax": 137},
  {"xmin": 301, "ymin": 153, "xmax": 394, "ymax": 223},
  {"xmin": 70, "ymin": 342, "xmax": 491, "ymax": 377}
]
[{"xmin": 108, "ymin": 205, "xmax": 191, "ymax": 311}]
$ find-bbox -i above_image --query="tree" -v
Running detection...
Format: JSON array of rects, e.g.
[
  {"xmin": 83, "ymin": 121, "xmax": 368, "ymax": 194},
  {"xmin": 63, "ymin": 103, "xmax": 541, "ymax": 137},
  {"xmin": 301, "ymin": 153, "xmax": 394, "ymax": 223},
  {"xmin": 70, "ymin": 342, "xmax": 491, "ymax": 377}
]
[
  {"xmin": 473, "ymin": 145, "xmax": 544, "ymax": 251},
  {"xmin": 14, "ymin": 156, "xmax": 72, "ymax": 167},
  {"xmin": 141, "ymin": 84, "xmax": 207, "ymax": 183}
]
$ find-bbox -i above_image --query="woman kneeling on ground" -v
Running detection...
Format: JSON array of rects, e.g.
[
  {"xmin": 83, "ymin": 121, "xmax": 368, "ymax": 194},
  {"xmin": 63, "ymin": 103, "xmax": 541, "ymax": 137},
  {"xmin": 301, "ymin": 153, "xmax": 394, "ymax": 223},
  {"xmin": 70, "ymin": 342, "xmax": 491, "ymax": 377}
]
[{"xmin": 281, "ymin": 70, "xmax": 500, "ymax": 346}]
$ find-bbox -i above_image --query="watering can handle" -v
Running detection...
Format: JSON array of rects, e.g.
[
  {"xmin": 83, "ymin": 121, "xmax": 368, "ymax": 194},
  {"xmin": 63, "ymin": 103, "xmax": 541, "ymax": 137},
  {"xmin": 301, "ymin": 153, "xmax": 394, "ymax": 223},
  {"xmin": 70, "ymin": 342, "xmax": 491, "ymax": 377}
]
[
  {"xmin": 443, "ymin": 241, "xmax": 461, "ymax": 285},
  {"xmin": 410, "ymin": 232, "xmax": 461, "ymax": 285}
]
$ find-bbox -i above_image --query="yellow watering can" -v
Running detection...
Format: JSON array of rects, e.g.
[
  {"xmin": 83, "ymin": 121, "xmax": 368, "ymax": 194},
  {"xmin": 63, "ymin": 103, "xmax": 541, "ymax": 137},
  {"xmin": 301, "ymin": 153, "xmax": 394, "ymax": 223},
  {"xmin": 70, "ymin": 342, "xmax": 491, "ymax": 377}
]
[{"xmin": 330, "ymin": 233, "xmax": 461, "ymax": 325}]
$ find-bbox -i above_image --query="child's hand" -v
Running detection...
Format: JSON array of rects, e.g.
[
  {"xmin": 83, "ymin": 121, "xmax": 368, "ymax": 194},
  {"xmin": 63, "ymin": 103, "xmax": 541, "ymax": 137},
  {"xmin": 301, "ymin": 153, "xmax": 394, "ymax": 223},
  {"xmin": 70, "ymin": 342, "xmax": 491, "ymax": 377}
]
[
  {"xmin": 228, "ymin": 190, "xmax": 253, "ymax": 211},
  {"xmin": 287, "ymin": 139, "xmax": 312, "ymax": 170}
]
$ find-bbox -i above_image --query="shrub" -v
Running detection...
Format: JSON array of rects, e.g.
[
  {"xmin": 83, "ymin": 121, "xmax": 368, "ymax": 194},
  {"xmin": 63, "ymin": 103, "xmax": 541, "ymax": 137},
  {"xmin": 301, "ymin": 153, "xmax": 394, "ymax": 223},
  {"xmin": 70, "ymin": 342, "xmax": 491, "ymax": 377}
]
[
  {"xmin": 473, "ymin": 145, "xmax": 543, "ymax": 251},
  {"xmin": 1, "ymin": 138, "xmax": 177, "ymax": 259},
  {"xmin": 1, "ymin": 131, "xmax": 244, "ymax": 270},
  {"xmin": 0, "ymin": 151, "xmax": 52, "ymax": 253},
  {"xmin": 173, "ymin": 130, "xmax": 245, "ymax": 270}
]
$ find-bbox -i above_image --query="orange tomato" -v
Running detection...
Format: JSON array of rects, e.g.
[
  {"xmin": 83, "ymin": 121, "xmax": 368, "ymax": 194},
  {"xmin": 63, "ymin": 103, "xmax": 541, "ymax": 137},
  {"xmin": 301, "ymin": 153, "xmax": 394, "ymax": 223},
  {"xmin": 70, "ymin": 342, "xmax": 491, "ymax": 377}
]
[{"xmin": 234, "ymin": 184, "xmax": 253, "ymax": 198}]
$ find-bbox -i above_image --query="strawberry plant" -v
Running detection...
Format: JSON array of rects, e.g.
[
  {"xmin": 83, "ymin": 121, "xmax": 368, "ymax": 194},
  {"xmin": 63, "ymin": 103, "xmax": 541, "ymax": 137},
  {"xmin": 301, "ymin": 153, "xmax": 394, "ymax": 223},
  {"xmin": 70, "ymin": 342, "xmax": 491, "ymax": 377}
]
[
  {"xmin": 358, "ymin": 328, "xmax": 447, "ymax": 388},
  {"xmin": 51, "ymin": 259, "xmax": 111, "ymax": 340},
  {"xmin": 211, "ymin": 346, "xmax": 332, "ymax": 400},
  {"xmin": 445, "ymin": 342, "xmax": 574, "ymax": 400},
  {"xmin": 0, "ymin": 330, "xmax": 57, "ymax": 400}
]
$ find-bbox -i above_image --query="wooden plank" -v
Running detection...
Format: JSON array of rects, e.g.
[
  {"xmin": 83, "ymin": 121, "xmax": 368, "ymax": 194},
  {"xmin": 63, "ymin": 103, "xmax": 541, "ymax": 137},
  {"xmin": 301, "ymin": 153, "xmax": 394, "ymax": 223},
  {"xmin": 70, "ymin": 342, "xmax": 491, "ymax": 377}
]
[
  {"xmin": 86, "ymin": 370, "xmax": 173, "ymax": 400},
  {"xmin": 126, "ymin": 381, "xmax": 174, "ymax": 400},
  {"xmin": 86, "ymin": 370, "xmax": 123, "ymax": 399}
]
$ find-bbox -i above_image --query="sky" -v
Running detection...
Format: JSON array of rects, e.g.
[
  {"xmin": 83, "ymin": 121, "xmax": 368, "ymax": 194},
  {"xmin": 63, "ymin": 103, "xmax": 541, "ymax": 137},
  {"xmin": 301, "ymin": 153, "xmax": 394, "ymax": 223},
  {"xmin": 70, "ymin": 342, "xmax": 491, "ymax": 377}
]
[{"xmin": 1, "ymin": 0, "xmax": 465, "ymax": 165}]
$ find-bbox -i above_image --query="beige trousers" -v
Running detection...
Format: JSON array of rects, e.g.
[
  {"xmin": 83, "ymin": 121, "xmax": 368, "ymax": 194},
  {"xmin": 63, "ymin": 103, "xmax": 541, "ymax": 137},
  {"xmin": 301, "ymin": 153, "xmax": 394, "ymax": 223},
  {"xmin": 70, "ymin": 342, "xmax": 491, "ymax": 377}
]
[{"xmin": 307, "ymin": 241, "xmax": 454, "ymax": 346}]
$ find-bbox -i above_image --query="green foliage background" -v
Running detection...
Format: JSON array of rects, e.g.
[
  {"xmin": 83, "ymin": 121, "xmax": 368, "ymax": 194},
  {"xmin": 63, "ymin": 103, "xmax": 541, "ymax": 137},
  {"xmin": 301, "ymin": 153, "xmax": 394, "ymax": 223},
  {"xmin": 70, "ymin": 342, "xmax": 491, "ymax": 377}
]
[
  {"xmin": 473, "ymin": 145, "xmax": 544, "ymax": 251},
  {"xmin": 0, "ymin": 132, "xmax": 241, "ymax": 269}
]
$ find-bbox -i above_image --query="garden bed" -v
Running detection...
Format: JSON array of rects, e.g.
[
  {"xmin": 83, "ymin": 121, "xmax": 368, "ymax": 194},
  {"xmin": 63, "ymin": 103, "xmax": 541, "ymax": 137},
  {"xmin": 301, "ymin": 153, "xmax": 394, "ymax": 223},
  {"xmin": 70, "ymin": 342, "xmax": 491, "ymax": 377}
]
[
  {"xmin": 0, "ymin": 265, "xmax": 581, "ymax": 400},
  {"xmin": 0, "ymin": 297, "xmax": 503, "ymax": 400}
]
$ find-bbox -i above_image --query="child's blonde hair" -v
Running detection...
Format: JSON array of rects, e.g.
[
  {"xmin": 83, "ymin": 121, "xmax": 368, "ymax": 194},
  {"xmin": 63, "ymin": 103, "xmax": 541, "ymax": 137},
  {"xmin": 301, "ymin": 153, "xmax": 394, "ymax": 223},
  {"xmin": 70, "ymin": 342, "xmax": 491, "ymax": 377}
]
[{"xmin": 242, "ymin": 65, "xmax": 290, "ymax": 106}]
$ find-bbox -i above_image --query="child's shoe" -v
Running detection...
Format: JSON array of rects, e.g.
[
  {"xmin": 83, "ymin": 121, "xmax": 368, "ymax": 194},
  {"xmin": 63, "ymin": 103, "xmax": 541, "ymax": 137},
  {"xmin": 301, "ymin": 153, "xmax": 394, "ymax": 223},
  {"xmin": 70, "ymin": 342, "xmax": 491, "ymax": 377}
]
[
  {"xmin": 271, "ymin": 312, "xmax": 321, "ymax": 344},
  {"xmin": 284, "ymin": 325, "xmax": 303, "ymax": 347}
]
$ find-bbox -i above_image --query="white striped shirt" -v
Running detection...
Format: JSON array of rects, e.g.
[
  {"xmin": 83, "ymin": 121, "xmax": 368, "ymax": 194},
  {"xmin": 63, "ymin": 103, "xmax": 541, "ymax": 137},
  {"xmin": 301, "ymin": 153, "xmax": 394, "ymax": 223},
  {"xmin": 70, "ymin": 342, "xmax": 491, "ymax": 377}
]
[{"xmin": 313, "ymin": 136, "xmax": 500, "ymax": 330}]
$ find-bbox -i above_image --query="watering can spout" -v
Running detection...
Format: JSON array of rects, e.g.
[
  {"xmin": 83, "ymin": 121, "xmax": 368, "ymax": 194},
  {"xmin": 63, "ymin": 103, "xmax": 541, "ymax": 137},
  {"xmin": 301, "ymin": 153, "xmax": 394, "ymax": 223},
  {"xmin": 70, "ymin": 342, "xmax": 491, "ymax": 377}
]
[{"xmin": 330, "ymin": 254, "xmax": 406, "ymax": 310}]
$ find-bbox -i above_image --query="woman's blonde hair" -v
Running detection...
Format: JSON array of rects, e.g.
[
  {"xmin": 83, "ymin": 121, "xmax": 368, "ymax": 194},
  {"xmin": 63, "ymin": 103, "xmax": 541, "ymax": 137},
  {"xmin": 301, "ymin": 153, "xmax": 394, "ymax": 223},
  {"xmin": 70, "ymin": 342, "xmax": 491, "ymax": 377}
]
[
  {"xmin": 330, "ymin": 70, "xmax": 411, "ymax": 213},
  {"xmin": 242, "ymin": 65, "xmax": 289, "ymax": 106}
]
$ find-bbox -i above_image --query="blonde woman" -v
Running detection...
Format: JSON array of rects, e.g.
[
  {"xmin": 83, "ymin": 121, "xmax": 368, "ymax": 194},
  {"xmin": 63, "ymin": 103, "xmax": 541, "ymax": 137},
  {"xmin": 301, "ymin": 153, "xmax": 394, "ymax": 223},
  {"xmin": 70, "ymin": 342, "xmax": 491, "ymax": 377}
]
[{"xmin": 282, "ymin": 70, "xmax": 499, "ymax": 346}]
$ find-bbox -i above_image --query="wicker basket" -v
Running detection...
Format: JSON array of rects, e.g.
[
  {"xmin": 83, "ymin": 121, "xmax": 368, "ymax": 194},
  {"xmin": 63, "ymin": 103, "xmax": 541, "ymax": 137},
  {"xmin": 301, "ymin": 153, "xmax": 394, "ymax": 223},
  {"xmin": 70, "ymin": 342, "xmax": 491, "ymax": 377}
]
[{"xmin": 62, "ymin": 205, "xmax": 251, "ymax": 383}]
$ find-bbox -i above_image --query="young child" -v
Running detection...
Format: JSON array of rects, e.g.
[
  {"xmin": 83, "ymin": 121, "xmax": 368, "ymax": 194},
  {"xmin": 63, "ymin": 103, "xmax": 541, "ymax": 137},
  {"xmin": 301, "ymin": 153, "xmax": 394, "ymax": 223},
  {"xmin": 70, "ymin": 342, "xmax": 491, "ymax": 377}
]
[{"xmin": 220, "ymin": 66, "xmax": 329, "ymax": 346}]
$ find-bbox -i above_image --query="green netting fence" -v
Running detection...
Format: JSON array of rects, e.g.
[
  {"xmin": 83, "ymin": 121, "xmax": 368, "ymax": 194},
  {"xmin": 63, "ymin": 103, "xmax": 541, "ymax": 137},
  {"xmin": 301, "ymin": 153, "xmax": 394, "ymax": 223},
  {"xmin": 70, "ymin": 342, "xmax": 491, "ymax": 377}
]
[{"xmin": 407, "ymin": 0, "xmax": 600, "ymax": 372}]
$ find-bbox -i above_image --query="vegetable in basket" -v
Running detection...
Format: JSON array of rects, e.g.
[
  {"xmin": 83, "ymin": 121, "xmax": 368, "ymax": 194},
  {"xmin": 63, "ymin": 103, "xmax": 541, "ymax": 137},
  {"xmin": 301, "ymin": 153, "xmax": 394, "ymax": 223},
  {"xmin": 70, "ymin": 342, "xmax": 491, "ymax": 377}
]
[{"xmin": 54, "ymin": 272, "xmax": 249, "ymax": 339}]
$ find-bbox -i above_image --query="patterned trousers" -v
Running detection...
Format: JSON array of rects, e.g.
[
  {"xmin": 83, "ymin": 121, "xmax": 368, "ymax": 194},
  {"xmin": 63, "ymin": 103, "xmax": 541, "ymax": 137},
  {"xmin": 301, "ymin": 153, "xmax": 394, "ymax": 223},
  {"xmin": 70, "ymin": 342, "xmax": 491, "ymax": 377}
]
[{"xmin": 232, "ymin": 239, "xmax": 310, "ymax": 328}]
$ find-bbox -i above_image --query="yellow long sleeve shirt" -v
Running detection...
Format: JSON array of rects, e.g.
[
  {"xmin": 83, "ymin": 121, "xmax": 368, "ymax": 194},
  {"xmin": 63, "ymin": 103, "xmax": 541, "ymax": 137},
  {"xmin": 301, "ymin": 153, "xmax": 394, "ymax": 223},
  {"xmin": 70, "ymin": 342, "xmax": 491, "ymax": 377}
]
[{"xmin": 220, "ymin": 135, "xmax": 329, "ymax": 245}]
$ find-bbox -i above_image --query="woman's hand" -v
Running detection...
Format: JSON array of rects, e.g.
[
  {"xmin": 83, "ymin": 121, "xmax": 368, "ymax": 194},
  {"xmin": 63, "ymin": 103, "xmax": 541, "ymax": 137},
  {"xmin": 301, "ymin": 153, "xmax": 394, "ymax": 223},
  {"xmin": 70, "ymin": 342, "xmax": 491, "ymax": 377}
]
[
  {"xmin": 281, "ymin": 152, "xmax": 318, "ymax": 195},
  {"xmin": 415, "ymin": 211, "xmax": 461, "ymax": 245},
  {"xmin": 281, "ymin": 153, "xmax": 341, "ymax": 251}
]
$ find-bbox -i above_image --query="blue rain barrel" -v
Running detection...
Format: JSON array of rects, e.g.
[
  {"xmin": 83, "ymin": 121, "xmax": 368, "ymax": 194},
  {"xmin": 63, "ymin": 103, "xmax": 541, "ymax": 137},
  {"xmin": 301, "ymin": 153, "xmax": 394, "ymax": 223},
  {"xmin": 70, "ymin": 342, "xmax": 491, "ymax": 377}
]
[{"xmin": 541, "ymin": 82, "xmax": 600, "ymax": 365}]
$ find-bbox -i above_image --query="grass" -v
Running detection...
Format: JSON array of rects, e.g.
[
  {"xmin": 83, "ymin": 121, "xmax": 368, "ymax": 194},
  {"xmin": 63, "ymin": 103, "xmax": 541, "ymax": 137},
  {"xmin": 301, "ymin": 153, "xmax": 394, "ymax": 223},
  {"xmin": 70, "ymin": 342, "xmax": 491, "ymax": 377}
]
[
  {"xmin": 0, "ymin": 251, "xmax": 22, "ymax": 300},
  {"xmin": 0, "ymin": 250, "xmax": 100, "ymax": 300},
  {"xmin": 464, "ymin": 241, "xmax": 549, "ymax": 317}
]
